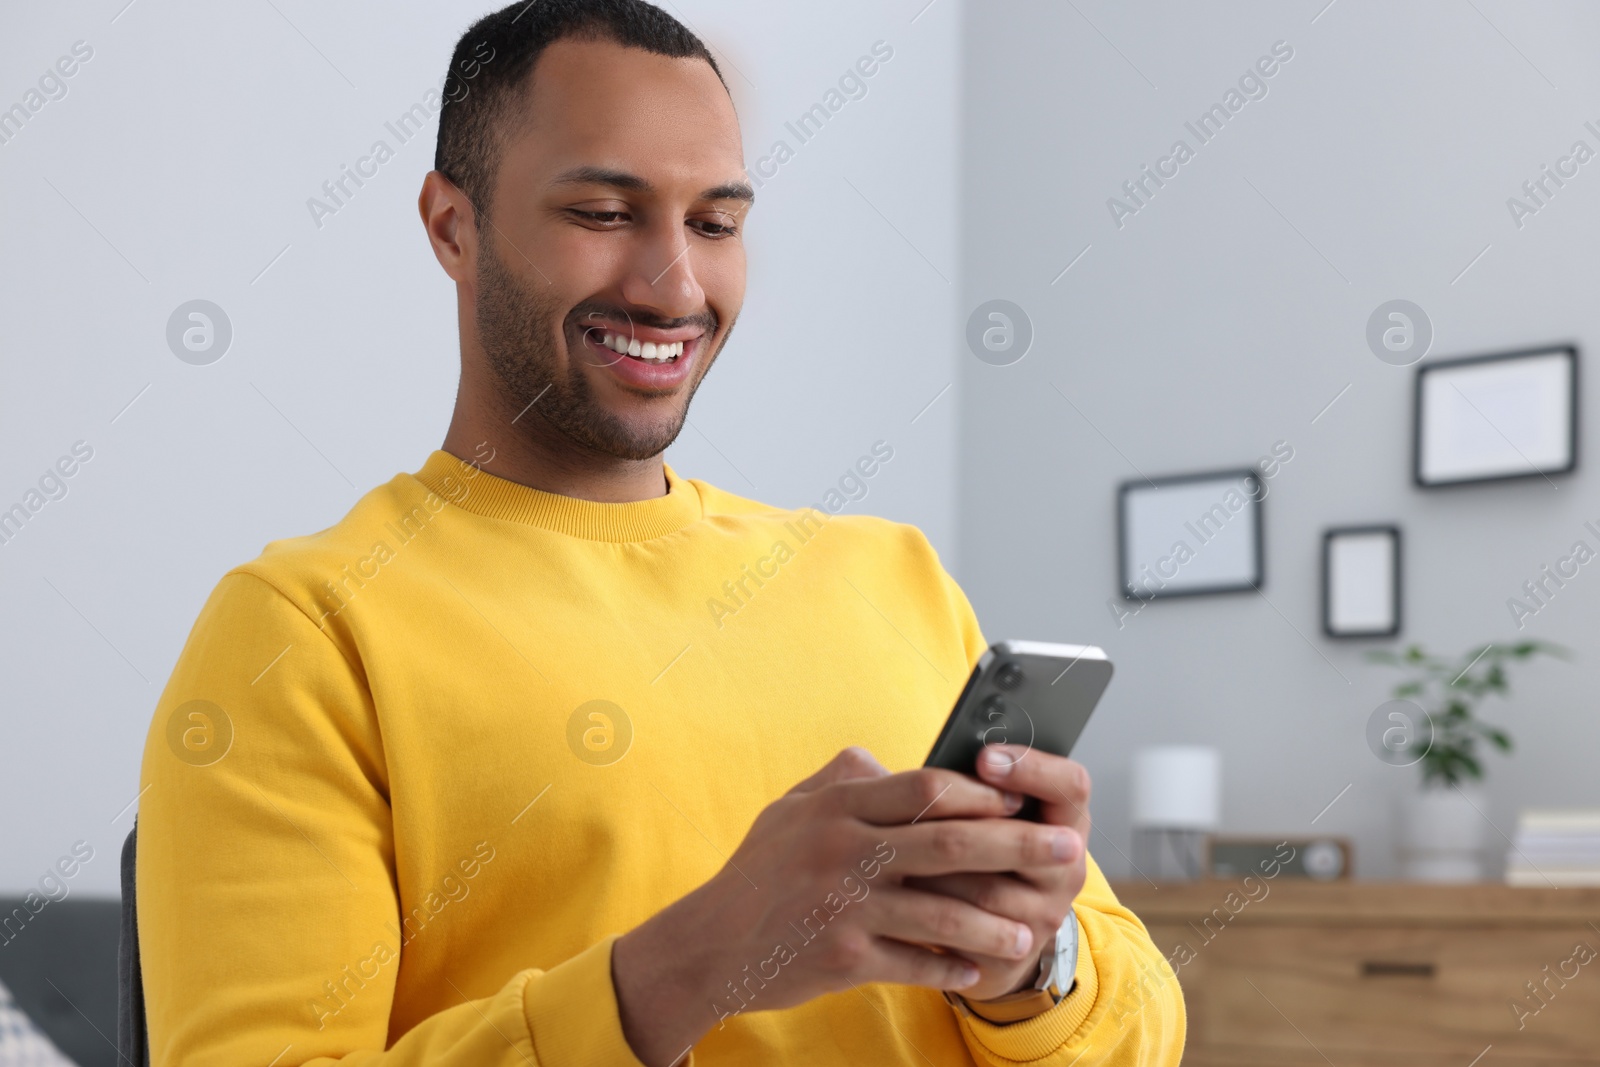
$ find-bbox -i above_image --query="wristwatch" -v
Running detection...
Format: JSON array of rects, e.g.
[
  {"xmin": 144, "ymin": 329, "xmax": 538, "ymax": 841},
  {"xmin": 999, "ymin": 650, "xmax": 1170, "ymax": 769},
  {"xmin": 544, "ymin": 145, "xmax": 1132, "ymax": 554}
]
[{"xmin": 944, "ymin": 909, "xmax": 1079, "ymax": 1025}]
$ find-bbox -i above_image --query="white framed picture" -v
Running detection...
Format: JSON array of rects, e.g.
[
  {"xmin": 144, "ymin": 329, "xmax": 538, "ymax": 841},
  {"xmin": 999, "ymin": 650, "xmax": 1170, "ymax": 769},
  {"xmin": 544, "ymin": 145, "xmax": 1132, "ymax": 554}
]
[
  {"xmin": 1414, "ymin": 346, "xmax": 1577, "ymax": 487},
  {"xmin": 1118, "ymin": 469, "xmax": 1263, "ymax": 600},
  {"xmin": 1322, "ymin": 526, "xmax": 1400, "ymax": 639}
]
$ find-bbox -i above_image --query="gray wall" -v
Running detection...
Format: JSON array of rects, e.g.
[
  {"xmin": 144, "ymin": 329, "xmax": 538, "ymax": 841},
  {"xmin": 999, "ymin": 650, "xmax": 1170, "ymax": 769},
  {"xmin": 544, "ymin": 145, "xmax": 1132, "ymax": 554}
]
[
  {"xmin": 11, "ymin": 0, "xmax": 1599, "ymax": 897},
  {"xmin": 0, "ymin": 0, "xmax": 960, "ymax": 895},
  {"xmin": 959, "ymin": 0, "xmax": 1600, "ymax": 878}
]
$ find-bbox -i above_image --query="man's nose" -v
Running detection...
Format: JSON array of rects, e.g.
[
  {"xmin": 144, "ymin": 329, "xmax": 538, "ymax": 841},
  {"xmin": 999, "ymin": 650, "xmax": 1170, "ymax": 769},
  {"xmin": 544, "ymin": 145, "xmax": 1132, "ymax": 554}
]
[{"xmin": 620, "ymin": 224, "xmax": 706, "ymax": 319}]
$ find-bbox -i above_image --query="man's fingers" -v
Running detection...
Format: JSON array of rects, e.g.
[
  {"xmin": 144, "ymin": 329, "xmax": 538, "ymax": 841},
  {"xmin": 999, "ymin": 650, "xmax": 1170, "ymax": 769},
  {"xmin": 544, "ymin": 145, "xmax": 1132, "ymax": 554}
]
[
  {"xmin": 886, "ymin": 816, "xmax": 1082, "ymax": 877},
  {"xmin": 904, "ymin": 871, "xmax": 1041, "ymax": 924},
  {"xmin": 975, "ymin": 745, "xmax": 1092, "ymax": 835},
  {"xmin": 787, "ymin": 746, "xmax": 890, "ymax": 795},
  {"xmin": 872, "ymin": 886, "xmax": 1035, "ymax": 962},
  {"xmin": 833, "ymin": 767, "xmax": 1022, "ymax": 826},
  {"xmin": 863, "ymin": 935, "xmax": 980, "ymax": 992}
]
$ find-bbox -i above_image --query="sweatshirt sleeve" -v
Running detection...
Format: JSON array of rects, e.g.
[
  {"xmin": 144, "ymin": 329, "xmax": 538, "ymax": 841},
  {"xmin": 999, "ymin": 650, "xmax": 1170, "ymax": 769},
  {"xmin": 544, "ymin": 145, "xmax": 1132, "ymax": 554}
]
[
  {"xmin": 953, "ymin": 857, "xmax": 1186, "ymax": 1066},
  {"xmin": 136, "ymin": 572, "xmax": 661, "ymax": 1067},
  {"xmin": 929, "ymin": 551, "xmax": 1187, "ymax": 1065}
]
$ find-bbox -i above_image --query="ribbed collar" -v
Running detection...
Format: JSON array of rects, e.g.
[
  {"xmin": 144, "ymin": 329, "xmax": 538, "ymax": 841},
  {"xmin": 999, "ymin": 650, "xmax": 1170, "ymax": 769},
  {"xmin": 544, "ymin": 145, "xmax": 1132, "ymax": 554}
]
[{"xmin": 411, "ymin": 450, "xmax": 703, "ymax": 542}]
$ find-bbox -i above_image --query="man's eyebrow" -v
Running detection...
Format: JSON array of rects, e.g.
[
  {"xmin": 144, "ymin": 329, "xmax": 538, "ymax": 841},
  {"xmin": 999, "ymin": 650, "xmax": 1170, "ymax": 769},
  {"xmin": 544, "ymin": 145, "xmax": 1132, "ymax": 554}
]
[{"xmin": 551, "ymin": 165, "xmax": 755, "ymax": 204}]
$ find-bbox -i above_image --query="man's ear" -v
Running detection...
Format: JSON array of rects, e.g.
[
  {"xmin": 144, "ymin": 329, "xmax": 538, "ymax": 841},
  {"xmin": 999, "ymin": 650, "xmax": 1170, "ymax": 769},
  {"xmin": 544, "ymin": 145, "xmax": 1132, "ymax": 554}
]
[{"xmin": 419, "ymin": 170, "xmax": 478, "ymax": 284}]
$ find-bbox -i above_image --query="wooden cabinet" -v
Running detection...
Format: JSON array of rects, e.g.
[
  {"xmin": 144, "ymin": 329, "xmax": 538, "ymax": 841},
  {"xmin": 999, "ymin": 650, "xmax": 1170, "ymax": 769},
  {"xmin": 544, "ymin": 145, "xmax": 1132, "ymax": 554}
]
[{"xmin": 1111, "ymin": 881, "xmax": 1600, "ymax": 1065}]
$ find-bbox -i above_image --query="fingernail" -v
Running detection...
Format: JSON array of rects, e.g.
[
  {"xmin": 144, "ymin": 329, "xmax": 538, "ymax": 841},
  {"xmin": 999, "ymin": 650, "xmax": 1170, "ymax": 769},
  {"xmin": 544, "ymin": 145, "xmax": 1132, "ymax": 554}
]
[
  {"xmin": 958, "ymin": 965, "xmax": 981, "ymax": 988},
  {"xmin": 981, "ymin": 747, "xmax": 1013, "ymax": 778},
  {"xmin": 1002, "ymin": 791, "xmax": 1024, "ymax": 813},
  {"xmin": 1052, "ymin": 830, "xmax": 1079, "ymax": 862},
  {"xmin": 1012, "ymin": 924, "xmax": 1033, "ymax": 958}
]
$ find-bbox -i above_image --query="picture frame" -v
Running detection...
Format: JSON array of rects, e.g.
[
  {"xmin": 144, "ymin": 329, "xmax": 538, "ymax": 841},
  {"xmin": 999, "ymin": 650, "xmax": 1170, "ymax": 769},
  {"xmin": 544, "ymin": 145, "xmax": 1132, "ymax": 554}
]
[
  {"xmin": 1117, "ymin": 469, "xmax": 1264, "ymax": 601},
  {"xmin": 1322, "ymin": 525, "xmax": 1401, "ymax": 639},
  {"xmin": 1413, "ymin": 345, "xmax": 1577, "ymax": 488}
]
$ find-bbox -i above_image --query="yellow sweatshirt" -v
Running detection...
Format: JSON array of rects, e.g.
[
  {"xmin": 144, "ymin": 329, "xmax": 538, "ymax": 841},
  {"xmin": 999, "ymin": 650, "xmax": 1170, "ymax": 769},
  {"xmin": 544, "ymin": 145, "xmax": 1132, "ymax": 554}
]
[{"xmin": 137, "ymin": 448, "xmax": 1184, "ymax": 1066}]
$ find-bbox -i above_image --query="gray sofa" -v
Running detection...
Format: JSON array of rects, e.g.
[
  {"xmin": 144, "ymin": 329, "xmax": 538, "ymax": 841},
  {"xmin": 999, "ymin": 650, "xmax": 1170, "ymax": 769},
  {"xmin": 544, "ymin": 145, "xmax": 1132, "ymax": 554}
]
[{"xmin": 0, "ymin": 894, "xmax": 121, "ymax": 1067}]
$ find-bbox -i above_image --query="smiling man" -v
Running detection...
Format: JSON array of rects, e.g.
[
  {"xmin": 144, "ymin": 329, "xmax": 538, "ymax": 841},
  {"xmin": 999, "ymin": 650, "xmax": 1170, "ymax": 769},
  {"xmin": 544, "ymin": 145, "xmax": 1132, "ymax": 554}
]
[{"xmin": 135, "ymin": 2, "xmax": 1183, "ymax": 1065}]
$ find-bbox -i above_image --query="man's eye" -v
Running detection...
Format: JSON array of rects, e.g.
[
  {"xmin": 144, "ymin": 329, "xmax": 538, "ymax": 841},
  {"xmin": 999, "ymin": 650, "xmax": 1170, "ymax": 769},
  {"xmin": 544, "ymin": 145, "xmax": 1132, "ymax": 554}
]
[
  {"xmin": 691, "ymin": 217, "xmax": 738, "ymax": 238},
  {"xmin": 573, "ymin": 210, "xmax": 628, "ymax": 225}
]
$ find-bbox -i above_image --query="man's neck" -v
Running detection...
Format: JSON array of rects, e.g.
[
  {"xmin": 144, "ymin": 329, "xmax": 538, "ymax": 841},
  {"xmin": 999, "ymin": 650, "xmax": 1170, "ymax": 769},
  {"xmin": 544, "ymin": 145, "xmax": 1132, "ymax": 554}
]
[{"xmin": 441, "ymin": 408, "xmax": 669, "ymax": 505}]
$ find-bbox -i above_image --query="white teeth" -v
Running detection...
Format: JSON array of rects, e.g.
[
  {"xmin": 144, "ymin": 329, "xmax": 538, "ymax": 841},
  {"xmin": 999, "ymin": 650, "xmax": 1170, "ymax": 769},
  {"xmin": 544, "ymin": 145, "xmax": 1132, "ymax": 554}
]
[{"xmin": 599, "ymin": 332, "xmax": 684, "ymax": 363}]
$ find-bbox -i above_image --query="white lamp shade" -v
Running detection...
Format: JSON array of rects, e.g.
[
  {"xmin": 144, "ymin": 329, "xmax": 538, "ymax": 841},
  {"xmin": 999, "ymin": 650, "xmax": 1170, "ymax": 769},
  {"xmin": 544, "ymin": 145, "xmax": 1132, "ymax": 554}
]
[{"xmin": 1132, "ymin": 746, "xmax": 1221, "ymax": 830}]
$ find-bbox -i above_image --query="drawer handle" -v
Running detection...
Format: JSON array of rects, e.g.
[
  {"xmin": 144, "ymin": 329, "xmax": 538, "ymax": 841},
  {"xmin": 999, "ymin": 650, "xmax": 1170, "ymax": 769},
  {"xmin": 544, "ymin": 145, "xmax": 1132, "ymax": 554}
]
[{"xmin": 1361, "ymin": 961, "xmax": 1435, "ymax": 978}]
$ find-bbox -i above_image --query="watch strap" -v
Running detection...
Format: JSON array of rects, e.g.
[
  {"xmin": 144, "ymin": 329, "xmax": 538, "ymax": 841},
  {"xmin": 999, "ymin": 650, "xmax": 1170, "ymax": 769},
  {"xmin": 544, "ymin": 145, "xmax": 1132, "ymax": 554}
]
[{"xmin": 948, "ymin": 984, "xmax": 1062, "ymax": 1024}]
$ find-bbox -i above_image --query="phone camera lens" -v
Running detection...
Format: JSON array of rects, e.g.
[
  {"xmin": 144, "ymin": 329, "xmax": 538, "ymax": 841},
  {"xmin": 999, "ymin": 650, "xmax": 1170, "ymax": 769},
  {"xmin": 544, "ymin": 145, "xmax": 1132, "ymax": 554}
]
[{"xmin": 995, "ymin": 662, "xmax": 1024, "ymax": 690}]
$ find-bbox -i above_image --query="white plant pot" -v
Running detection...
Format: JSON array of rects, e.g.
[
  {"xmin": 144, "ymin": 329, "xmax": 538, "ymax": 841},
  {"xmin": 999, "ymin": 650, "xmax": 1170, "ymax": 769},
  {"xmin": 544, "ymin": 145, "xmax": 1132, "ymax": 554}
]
[{"xmin": 1399, "ymin": 783, "xmax": 1488, "ymax": 883}]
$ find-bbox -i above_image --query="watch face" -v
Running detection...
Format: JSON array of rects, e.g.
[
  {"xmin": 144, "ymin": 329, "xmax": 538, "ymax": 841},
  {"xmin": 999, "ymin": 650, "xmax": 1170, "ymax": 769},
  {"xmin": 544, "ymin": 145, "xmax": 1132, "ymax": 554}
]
[{"xmin": 1045, "ymin": 910, "xmax": 1078, "ymax": 991}]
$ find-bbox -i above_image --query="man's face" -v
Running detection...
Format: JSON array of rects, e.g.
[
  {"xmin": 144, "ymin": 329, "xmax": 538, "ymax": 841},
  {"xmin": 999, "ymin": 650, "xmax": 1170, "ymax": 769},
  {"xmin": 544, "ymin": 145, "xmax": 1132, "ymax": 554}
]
[{"xmin": 471, "ymin": 37, "xmax": 749, "ymax": 462}]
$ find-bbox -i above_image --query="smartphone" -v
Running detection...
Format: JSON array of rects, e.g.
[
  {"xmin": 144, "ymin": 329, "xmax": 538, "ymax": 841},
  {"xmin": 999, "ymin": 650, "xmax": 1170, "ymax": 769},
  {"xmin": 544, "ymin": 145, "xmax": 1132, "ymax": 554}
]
[{"xmin": 922, "ymin": 640, "xmax": 1113, "ymax": 821}]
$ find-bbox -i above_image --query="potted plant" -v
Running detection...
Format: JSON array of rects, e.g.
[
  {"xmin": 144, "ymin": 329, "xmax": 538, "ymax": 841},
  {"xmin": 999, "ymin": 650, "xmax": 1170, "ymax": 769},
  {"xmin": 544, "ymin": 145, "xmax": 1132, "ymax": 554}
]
[{"xmin": 1367, "ymin": 641, "xmax": 1567, "ymax": 882}]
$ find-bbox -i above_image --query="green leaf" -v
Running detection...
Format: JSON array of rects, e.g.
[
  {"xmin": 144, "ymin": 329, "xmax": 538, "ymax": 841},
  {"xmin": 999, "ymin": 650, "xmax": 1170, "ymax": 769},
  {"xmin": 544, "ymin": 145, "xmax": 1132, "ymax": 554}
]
[{"xmin": 1433, "ymin": 756, "xmax": 1462, "ymax": 786}]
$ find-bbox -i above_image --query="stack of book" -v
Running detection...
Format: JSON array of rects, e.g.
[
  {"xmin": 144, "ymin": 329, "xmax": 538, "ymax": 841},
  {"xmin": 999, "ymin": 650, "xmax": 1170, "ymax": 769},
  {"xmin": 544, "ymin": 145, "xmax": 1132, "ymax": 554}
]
[{"xmin": 1506, "ymin": 809, "xmax": 1600, "ymax": 886}]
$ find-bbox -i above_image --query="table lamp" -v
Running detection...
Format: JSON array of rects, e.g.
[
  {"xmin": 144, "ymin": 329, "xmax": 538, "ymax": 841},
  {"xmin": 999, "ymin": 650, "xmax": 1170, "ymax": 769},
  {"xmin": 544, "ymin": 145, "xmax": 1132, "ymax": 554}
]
[{"xmin": 1132, "ymin": 745, "xmax": 1221, "ymax": 881}]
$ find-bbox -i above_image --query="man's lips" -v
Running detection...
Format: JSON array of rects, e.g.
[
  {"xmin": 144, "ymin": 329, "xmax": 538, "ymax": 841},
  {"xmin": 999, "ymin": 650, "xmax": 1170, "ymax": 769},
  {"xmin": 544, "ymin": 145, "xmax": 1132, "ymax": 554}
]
[
  {"xmin": 580, "ymin": 320, "xmax": 705, "ymax": 346},
  {"xmin": 578, "ymin": 324, "xmax": 705, "ymax": 390}
]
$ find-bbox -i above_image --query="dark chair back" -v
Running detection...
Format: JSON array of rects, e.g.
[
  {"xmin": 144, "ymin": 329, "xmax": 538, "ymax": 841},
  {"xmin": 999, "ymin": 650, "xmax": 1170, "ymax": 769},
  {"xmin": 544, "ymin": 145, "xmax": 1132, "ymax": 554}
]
[{"xmin": 117, "ymin": 823, "xmax": 148, "ymax": 1067}]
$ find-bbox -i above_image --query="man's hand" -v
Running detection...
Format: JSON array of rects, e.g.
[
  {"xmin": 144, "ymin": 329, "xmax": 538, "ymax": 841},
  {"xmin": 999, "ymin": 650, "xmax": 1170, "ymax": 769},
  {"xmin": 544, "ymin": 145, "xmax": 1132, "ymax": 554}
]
[
  {"xmin": 611, "ymin": 746, "xmax": 1082, "ymax": 1065},
  {"xmin": 905, "ymin": 743, "xmax": 1092, "ymax": 1001}
]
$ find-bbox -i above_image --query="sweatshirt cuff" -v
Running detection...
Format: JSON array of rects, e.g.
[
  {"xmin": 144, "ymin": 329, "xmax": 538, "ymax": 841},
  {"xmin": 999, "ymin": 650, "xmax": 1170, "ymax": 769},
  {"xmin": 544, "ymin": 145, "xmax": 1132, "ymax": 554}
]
[
  {"xmin": 955, "ymin": 919, "xmax": 1100, "ymax": 1064},
  {"xmin": 523, "ymin": 934, "xmax": 693, "ymax": 1067}
]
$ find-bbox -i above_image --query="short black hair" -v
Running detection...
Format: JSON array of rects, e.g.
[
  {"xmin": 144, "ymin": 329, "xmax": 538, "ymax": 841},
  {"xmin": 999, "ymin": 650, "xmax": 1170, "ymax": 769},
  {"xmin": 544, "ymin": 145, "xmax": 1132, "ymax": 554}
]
[{"xmin": 434, "ymin": 0, "xmax": 728, "ymax": 224}]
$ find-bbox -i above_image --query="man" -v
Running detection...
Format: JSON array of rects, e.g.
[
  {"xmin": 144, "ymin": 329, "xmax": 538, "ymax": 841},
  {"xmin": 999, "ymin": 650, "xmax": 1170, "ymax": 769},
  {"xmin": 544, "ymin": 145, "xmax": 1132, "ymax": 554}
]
[{"xmin": 136, "ymin": 2, "xmax": 1185, "ymax": 1064}]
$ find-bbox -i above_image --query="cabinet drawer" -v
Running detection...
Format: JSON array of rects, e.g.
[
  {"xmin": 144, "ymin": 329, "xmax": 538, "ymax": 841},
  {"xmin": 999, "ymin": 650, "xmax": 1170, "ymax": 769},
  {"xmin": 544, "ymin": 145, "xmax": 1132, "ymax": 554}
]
[{"xmin": 1144, "ymin": 921, "xmax": 1600, "ymax": 1061}]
